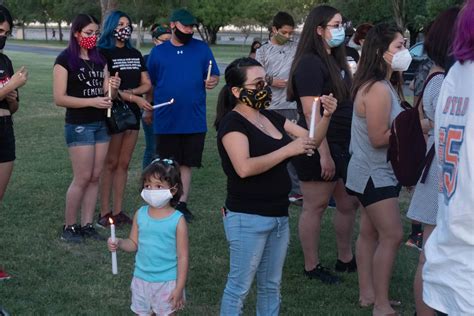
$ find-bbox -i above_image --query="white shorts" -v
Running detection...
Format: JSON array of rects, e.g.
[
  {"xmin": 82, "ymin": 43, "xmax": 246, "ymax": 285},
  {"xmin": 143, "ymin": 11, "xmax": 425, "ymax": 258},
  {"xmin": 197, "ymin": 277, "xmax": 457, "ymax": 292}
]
[{"xmin": 130, "ymin": 277, "xmax": 183, "ymax": 316}]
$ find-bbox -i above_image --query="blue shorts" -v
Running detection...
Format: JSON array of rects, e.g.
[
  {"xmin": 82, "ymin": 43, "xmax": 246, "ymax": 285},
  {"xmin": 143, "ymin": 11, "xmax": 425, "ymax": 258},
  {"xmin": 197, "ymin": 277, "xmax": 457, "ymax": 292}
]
[{"xmin": 65, "ymin": 121, "xmax": 110, "ymax": 147}]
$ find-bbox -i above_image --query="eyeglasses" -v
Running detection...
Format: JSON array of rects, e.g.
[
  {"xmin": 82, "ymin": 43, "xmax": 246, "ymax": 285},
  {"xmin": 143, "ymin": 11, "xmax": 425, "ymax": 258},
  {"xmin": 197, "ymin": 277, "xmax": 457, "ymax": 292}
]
[
  {"xmin": 326, "ymin": 23, "xmax": 346, "ymax": 31},
  {"xmin": 243, "ymin": 80, "xmax": 266, "ymax": 90},
  {"xmin": 81, "ymin": 31, "xmax": 101, "ymax": 38}
]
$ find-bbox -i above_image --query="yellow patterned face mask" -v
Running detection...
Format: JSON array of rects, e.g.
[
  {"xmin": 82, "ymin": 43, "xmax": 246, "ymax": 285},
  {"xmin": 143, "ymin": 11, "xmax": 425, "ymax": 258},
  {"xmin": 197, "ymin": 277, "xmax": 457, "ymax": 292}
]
[{"xmin": 239, "ymin": 85, "xmax": 273, "ymax": 110}]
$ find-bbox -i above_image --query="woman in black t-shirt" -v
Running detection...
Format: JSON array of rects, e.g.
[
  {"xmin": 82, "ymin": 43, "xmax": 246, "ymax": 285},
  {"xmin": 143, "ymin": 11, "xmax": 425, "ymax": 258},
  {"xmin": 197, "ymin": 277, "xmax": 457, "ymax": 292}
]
[
  {"xmin": 215, "ymin": 57, "xmax": 336, "ymax": 313},
  {"xmin": 0, "ymin": 4, "xmax": 28, "ymax": 282},
  {"xmin": 287, "ymin": 5, "xmax": 359, "ymax": 284},
  {"xmin": 97, "ymin": 11, "xmax": 152, "ymax": 228},
  {"xmin": 0, "ymin": 5, "xmax": 28, "ymax": 201},
  {"xmin": 53, "ymin": 14, "xmax": 121, "ymax": 243}
]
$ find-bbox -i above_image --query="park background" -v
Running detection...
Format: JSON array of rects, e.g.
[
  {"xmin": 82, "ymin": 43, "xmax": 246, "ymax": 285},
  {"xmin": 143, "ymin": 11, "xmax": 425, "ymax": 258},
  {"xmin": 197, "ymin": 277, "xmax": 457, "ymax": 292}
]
[{"xmin": 0, "ymin": 0, "xmax": 465, "ymax": 314}]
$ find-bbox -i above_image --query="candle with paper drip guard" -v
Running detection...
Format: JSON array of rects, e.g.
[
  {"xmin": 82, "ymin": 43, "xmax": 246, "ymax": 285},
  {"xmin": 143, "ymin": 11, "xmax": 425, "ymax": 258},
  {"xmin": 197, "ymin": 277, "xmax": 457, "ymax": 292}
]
[
  {"xmin": 206, "ymin": 60, "xmax": 212, "ymax": 81},
  {"xmin": 107, "ymin": 83, "xmax": 112, "ymax": 118},
  {"xmin": 109, "ymin": 218, "xmax": 118, "ymax": 275},
  {"xmin": 153, "ymin": 98, "xmax": 174, "ymax": 109},
  {"xmin": 307, "ymin": 97, "xmax": 319, "ymax": 156}
]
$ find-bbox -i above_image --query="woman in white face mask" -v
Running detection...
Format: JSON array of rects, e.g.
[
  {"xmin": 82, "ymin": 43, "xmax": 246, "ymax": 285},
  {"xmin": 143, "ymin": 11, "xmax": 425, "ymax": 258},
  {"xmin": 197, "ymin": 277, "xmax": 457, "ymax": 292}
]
[{"xmin": 345, "ymin": 23, "xmax": 408, "ymax": 315}]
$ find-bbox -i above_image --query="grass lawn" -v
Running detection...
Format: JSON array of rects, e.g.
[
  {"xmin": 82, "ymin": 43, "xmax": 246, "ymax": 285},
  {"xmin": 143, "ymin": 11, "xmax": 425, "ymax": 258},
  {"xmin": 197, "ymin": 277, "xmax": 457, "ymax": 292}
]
[{"xmin": 0, "ymin": 47, "xmax": 419, "ymax": 315}]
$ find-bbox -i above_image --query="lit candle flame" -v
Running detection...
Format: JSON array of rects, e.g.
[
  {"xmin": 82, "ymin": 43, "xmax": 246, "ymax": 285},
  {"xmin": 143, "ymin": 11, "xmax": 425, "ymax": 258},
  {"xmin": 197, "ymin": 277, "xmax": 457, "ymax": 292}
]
[
  {"xmin": 170, "ymin": 98, "xmax": 174, "ymax": 104},
  {"xmin": 109, "ymin": 217, "xmax": 114, "ymax": 225}
]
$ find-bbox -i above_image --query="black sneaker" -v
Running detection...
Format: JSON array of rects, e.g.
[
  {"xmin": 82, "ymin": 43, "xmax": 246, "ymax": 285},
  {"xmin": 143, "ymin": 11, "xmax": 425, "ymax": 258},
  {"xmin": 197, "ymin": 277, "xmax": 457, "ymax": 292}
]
[
  {"xmin": 96, "ymin": 212, "xmax": 113, "ymax": 229},
  {"xmin": 335, "ymin": 256, "xmax": 357, "ymax": 273},
  {"xmin": 61, "ymin": 224, "xmax": 83, "ymax": 243},
  {"xmin": 113, "ymin": 212, "xmax": 133, "ymax": 226},
  {"xmin": 81, "ymin": 223, "xmax": 106, "ymax": 241},
  {"xmin": 304, "ymin": 264, "xmax": 340, "ymax": 284},
  {"xmin": 176, "ymin": 202, "xmax": 194, "ymax": 223}
]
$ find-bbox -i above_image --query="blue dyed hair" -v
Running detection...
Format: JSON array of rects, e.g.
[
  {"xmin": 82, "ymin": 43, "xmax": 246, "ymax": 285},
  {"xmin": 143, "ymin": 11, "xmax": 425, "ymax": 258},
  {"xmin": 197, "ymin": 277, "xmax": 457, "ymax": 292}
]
[
  {"xmin": 98, "ymin": 10, "xmax": 134, "ymax": 50},
  {"xmin": 66, "ymin": 14, "xmax": 105, "ymax": 71}
]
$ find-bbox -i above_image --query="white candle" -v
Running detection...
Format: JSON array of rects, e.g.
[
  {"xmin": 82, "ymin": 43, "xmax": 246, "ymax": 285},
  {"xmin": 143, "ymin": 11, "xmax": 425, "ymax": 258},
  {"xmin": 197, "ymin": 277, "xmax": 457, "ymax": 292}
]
[
  {"xmin": 152, "ymin": 98, "xmax": 175, "ymax": 109},
  {"xmin": 109, "ymin": 218, "xmax": 118, "ymax": 275},
  {"xmin": 206, "ymin": 60, "xmax": 212, "ymax": 81},
  {"xmin": 107, "ymin": 82, "xmax": 112, "ymax": 118},
  {"xmin": 309, "ymin": 97, "xmax": 319, "ymax": 138}
]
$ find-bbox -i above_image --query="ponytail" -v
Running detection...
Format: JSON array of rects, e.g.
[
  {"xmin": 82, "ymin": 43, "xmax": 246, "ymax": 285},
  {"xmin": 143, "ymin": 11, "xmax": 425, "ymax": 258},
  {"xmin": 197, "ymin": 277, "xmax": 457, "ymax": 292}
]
[{"xmin": 214, "ymin": 84, "xmax": 237, "ymax": 130}]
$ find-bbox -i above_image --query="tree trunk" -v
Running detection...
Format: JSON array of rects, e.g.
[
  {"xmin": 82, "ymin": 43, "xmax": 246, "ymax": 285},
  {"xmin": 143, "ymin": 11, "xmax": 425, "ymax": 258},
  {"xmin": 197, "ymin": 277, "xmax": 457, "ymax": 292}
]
[
  {"xmin": 100, "ymin": 0, "xmax": 119, "ymax": 25},
  {"xmin": 58, "ymin": 21, "xmax": 63, "ymax": 42},
  {"xmin": 21, "ymin": 24, "xmax": 26, "ymax": 41},
  {"xmin": 136, "ymin": 20, "xmax": 143, "ymax": 50},
  {"xmin": 196, "ymin": 24, "xmax": 206, "ymax": 42},
  {"xmin": 44, "ymin": 23, "xmax": 48, "ymax": 41},
  {"xmin": 208, "ymin": 26, "xmax": 220, "ymax": 45},
  {"xmin": 392, "ymin": 0, "xmax": 406, "ymax": 30}
]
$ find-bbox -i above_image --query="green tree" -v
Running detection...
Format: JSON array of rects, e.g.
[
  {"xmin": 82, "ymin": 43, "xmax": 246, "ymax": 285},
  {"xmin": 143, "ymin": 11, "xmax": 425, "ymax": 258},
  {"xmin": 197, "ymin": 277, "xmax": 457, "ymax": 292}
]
[
  {"xmin": 188, "ymin": 0, "xmax": 239, "ymax": 44},
  {"xmin": 4, "ymin": 0, "xmax": 38, "ymax": 40},
  {"xmin": 118, "ymin": 0, "xmax": 169, "ymax": 27},
  {"xmin": 426, "ymin": 0, "xmax": 464, "ymax": 19}
]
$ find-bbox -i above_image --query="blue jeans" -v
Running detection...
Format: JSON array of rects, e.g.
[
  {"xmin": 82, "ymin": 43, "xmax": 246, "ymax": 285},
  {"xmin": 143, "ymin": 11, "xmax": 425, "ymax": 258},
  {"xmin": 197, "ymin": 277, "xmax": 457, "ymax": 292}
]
[
  {"xmin": 141, "ymin": 116, "xmax": 156, "ymax": 169},
  {"xmin": 220, "ymin": 211, "xmax": 290, "ymax": 316}
]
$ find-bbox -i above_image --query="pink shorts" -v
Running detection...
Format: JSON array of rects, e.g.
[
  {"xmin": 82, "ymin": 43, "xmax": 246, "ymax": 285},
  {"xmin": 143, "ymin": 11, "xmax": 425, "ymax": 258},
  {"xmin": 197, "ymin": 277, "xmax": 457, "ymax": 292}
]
[{"xmin": 130, "ymin": 277, "xmax": 183, "ymax": 316}]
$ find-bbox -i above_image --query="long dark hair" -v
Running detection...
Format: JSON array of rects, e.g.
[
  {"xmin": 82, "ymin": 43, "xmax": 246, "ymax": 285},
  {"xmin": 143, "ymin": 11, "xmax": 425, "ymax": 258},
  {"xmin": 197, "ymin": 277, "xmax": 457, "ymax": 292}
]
[
  {"xmin": 214, "ymin": 57, "xmax": 262, "ymax": 130},
  {"xmin": 351, "ymin": 23, "xmax": 404, "ymax": 100},
  {"xmin": 287, "ymin": 5, "xmax": 350, "ymax": 102},
  {"xmin": 424, "ymin": 7, "xmax": 460, "ymax": 69},
  {"xmin": 66, "ymin": 14, "xmax": 105, "ymax": 71}
]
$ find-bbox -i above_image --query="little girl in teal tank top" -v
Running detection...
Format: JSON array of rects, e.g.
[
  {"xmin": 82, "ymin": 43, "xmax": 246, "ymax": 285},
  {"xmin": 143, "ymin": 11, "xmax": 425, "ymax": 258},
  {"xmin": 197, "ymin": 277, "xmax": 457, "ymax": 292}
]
[{"xmin": 107, "ymin": 158, "xmax": 188, "ymax": 314}]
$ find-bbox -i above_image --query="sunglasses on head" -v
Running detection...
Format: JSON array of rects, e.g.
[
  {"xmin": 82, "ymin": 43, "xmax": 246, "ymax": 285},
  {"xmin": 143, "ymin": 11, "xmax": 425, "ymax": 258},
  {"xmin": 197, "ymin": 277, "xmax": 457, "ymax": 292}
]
[{"xmin": 151, "ymin": 158, "xmax": 175, "ymax": 166}]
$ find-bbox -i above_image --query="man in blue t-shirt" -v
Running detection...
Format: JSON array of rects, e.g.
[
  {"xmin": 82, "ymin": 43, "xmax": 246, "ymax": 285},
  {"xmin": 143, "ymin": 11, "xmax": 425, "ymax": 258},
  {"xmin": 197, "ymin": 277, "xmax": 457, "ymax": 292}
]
[{"xmin": 147, "ymin": 8, "xmax": 220, "ymax": 222}]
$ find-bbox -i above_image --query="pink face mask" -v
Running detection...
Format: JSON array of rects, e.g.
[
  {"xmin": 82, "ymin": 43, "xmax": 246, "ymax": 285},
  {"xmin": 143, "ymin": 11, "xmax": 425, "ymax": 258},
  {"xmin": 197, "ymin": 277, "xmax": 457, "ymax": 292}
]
[{"xmin": 79, "ymin": 35, "xmax": 97, "ymax": 50}]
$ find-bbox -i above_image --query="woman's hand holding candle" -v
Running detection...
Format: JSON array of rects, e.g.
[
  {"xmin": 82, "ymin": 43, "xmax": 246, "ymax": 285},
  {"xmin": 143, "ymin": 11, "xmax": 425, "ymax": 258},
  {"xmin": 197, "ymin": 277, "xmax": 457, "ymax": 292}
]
[{"xmin": 320, "ymin": 93, "xmax": 337, "ymax": 117}]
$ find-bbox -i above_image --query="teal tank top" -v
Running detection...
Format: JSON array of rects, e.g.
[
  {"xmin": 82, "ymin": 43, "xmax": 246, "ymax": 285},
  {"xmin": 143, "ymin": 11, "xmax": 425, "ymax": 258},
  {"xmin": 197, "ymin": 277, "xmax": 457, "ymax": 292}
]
[{"xmin": 133, "ymin": 206, "xmax": 183, "ymax": 282}]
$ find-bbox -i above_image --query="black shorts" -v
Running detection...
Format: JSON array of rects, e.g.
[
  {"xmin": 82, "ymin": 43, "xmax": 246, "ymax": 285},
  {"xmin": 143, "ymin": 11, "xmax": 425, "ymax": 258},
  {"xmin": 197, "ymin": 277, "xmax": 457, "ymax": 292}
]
[
  {"xmin": 346, "ymin": 178, "xmax": 401, "ymax": 207},
  {"xmin": 128, "ymin": 103, "xmax": 141, "ymax": 131},
  {"xmin": 155, "ymin": 133, "xmax": 206, "ymax": 167},
  {"xmin": 292, "ymin": 142, "xmax": 349, "ymax": 182},
  {"xmin": 0, "ymin": 116, "xmax": 15, "ymax": 163}
]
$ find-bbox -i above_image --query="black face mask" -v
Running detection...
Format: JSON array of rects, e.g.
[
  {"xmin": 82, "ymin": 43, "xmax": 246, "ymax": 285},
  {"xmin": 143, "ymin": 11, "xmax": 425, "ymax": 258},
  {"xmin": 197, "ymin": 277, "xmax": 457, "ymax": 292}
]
[
  {"xmin": 0, "ymin": 36, "xmax": 7, "ymax": 50},
  {"xmin": 173, "ymin": 27, "xmax": 193, "ymax": 44},
  {"xmin": 239, "ymin": 85, "xmax": 272, "ymax": 110}
]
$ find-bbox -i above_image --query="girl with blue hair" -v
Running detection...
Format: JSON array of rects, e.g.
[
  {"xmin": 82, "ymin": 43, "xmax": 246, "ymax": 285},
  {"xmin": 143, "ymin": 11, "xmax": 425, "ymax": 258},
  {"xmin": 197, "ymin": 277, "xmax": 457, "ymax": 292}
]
[{"xmin": 97, "ymin": 10, "xmax": 153, "ymax": 228}]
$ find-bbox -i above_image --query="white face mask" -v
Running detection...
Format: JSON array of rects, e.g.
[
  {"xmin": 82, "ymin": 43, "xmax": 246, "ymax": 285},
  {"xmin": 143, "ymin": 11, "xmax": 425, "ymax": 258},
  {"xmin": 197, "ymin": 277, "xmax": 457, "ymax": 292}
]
[
  {"xmin": 387, "ymin": 49, "xmax": 412, "ymax": 71},
  {"xmin": 141, "ymin": 189, "xmax": 173, "ymax": 208}
]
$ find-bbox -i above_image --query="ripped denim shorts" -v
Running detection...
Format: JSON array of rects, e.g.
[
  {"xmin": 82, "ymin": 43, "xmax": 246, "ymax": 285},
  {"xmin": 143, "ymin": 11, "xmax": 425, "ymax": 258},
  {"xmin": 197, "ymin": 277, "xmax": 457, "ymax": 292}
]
[{"xmin": 64, "ymin": 121, "xmax": 110, "ymax": 147}]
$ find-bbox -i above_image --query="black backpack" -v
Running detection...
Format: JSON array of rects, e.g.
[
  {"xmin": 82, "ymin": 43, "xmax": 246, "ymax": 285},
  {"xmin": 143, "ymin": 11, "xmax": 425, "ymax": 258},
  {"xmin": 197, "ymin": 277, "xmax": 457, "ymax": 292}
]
[{"xmin": 387, "ymin": 72, "xmax": 443, "ymax": 186}]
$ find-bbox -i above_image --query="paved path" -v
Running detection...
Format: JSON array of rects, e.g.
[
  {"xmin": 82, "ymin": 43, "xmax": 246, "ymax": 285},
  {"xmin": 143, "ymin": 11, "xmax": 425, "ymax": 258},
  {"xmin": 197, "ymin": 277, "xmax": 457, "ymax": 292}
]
[
  {"xmin": 6, "ymin": 43, "xmax": 63, "ymax": 56},
  {"xmin": 5, "ymin": 43, "xmax": 229, "ymax": 71}
]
